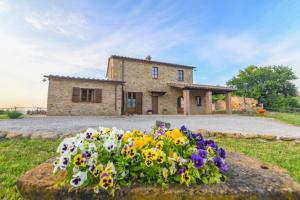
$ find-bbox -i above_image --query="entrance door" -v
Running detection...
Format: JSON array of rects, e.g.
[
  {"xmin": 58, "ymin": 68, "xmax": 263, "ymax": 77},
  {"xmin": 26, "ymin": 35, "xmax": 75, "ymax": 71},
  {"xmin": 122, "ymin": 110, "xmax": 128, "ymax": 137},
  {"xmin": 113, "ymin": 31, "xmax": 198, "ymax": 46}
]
[
  {"xmin": 152, "ymin": 96, "xmax": 158, "ymax": 114},
  {"xmin": 177, "ymin": 96, "xmax": 184, "ymax": 114},
  {"xmin": 127, "ymin": 92, "xmax": 143, "ymax": 114}
]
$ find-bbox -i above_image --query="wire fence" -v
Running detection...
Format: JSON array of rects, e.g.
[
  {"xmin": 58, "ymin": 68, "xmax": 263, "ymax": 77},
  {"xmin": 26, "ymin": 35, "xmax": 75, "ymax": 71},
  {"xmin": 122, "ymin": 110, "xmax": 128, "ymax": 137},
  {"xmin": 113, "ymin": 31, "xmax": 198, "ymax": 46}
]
[{"xmin": 0, "ymin": 107, "xmax": 47, "ymax": 115}]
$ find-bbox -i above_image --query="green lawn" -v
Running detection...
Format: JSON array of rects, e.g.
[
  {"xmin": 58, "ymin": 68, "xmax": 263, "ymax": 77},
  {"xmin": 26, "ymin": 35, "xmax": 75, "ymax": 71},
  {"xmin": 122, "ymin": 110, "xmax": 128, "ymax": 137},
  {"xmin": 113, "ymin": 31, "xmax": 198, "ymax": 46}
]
[
  {"xmin": 0, "ymin": 114, "xmax": 9, "ymax": 120},
  {"xmin": 267, "ymin": 112, "xmax": 300, "ymax": 126},
  {"xmin": 0, "ymin": 138, "xmax": 60, "ymax": 199},
  {"xmin": 0, "ymin": 137, "xmax": 299, "ymax": 199}
]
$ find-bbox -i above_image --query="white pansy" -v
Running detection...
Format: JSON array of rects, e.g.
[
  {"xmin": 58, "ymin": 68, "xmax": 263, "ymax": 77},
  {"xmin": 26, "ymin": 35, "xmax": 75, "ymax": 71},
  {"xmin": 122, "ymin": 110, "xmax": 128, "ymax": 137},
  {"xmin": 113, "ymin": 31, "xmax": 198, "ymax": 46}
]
[
  {"xmin": 70, "ymin": 171, "xmax": 87, "ymax": 187},
  {"xmin": 56, "ymin": 137, "xmax": 76, "ymax": 154},
  {"xmin": 103, "ymin": 138, "xmax": 115, "ymax": 152}
]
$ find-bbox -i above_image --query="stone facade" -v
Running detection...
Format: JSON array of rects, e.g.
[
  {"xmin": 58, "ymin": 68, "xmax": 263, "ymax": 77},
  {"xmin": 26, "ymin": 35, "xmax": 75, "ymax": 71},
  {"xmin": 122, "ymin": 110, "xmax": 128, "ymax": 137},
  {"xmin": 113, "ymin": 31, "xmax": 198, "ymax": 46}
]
[
  {"xmin": 47, "ymin": 78, "xmax": 122, "ymax": 116},
  {"xmin": 46, "ymin": 55, "xmax": 235, "ymax": 116},
  {"xmin": 107, "ymin": 57, "xmax": 208, "ymax": 115}
]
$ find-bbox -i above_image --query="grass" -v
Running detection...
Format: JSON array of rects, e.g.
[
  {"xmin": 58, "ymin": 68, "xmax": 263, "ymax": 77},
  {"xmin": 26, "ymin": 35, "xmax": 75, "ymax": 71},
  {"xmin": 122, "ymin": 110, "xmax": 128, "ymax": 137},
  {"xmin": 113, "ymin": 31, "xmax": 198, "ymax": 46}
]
[
  {"xmin": 0, "ymin": 137, "xmax": 299, "ymax": 199},
  {"xmin": 266, "ymin": 112, "xmax": 300, "ymax": 126},
  {"xmin": 0, "ymin": 114, "xmax": 9, "ymax": 120},
  {"xmin": 213, "ymin": 137, "xmax": 300, "ymax": 183},
  {"xmin": 0, "ymin": 138, "xmax": 60, "ymax": 200}
]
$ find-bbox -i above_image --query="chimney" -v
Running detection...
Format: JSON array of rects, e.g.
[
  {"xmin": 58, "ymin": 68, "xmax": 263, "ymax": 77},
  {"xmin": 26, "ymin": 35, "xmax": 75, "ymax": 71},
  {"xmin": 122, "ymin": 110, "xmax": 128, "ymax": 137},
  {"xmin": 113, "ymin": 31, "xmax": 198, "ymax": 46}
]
[{"xmin": 145, "ymin": 55, "xmax": 152, "ymax": 61}]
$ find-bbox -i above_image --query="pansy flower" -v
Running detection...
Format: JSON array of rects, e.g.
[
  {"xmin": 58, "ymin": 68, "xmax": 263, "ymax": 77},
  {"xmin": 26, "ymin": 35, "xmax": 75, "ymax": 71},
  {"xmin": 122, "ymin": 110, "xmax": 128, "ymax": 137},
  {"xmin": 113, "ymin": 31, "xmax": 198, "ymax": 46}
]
[
  {"xmin": 155, "ymin": 141, "xmax": 164, "ymax": 150},
  {"xmin": 191, "ymin": 153, "xmax": 204, "ymax": 168},
  {"xmin": 103, "ymin": 138, "xmax": 115, "ymax": 152},
  {"xmin": 99, "ymin": 173, "xmax": 113, "ymax": 189},
  {"xmin": 145, "ymin": 159, "xmax": 153, "ymax": 167},
  {"xmin": 180, "ymin": 171, "xmax": 191, "ymax": 185},
  {"xmin": 93, "ymin": 164, "xmax": 104, "ymax": 177},
  {"xmin": 157, "ymin": 151, "xmax": 166, "ymax": 164},
  {"xmin": 214, "ymin": 157, "xmax": 228, "ymax": 173},
  {"xmin": 70, "ymin": 171, "xmax": 87, "ymax": 187},
  {"xmin": 73, "ymin": 154, "xmax": 87, "ymax": 168},
  {"xmin": 206, "ymin": 140, "xmax": 218, "ymax": 150},
  {"xmin": 198, "ymin": 149, "xmax": 207, "ymax": 159},
  {"xmin": 218, "ymin": 148, "xmax": 226, "ymax": 159}
]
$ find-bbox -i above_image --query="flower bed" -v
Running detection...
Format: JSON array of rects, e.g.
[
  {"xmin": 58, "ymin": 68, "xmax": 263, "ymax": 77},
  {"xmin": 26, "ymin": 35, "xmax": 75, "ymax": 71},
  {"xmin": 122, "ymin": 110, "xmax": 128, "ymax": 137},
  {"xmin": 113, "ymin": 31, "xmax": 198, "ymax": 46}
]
[{"xmin": 53, "ymin": 123, "xmax": 228, "ymax": 194}]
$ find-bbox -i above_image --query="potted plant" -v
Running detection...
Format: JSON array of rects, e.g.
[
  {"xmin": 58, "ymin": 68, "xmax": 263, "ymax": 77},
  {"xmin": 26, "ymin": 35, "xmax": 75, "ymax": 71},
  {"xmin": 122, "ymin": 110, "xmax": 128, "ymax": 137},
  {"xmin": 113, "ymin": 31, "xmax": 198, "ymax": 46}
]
[{"xmin": 146, "ymin": 109, "xmax": 152, "ymax": 115}]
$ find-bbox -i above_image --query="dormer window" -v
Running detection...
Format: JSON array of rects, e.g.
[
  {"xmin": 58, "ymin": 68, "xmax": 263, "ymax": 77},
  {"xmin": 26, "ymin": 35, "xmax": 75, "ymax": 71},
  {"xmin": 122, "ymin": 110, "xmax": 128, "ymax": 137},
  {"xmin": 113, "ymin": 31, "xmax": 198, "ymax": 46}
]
[
  {"xmin": 152, "ymin": 66, "xmax": 158, "ymax": 79},
  {"xmin": 177, "ymin": 70, "xmax": 184, "ymax": 81}
]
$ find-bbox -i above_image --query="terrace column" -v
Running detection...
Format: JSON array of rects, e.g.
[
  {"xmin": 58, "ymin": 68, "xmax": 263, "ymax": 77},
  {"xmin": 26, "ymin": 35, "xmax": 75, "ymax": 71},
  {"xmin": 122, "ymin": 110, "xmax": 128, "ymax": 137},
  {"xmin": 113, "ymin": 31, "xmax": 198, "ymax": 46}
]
[
  {"xmin": 183, "ymin": 89, "xmax": 190, "ymax": 115},
  {"xmin": 204, "ymin": 90, "xmax": 212, "ymax": 114},
  {"xmin": 225, "ymin": 92, "xmax": 232, "ymax": 114}
]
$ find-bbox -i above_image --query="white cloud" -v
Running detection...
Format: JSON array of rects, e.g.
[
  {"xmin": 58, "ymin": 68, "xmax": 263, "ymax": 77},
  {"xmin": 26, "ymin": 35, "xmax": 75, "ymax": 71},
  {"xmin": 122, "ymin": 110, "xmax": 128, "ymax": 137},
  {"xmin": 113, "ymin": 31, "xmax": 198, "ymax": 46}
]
[
  {"xmin": 0, "ymin": 7, "xmax": 192, "ymax": 107},
  {"xmin": 24, "ymin": 11, "xmax": 87, "ymax": 36}
]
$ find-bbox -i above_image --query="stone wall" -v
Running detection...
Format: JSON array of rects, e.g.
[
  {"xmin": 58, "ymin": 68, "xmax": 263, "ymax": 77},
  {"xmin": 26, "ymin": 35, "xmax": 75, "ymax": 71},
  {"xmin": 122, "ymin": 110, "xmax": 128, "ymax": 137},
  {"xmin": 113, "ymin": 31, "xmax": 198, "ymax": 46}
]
[
  {"xmin": 214, "ymin": 96, "xmax": 258, "ymax": 112},
  {"xmin": 47, "ymin": 78, "xmax": 122, "ymax": 116},
  {"xmin": 108, "ymin": 58, "xmax": 207, "ymax": 114}
]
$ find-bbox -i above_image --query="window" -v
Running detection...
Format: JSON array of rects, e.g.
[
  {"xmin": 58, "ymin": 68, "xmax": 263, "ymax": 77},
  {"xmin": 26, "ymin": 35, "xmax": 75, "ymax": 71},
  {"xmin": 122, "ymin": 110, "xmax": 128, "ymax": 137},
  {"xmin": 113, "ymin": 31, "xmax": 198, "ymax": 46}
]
[
  {"xmin": 127, "ymin": 92, "xmax": 137, "ymax": 109},
  {"xmin": 195, "ymin": 96, "xmax": 202, "ymax": 106},
  {"xmin": 177, "ymin": 70, "xmax": 184, "ymax": 81},
  {"xmin": 152, "ymin": 66, "xmax": 158, "ymax": 79},
  {"xmin": 80, "ymin": 88, "xmax": 95, "ymax": 102}
]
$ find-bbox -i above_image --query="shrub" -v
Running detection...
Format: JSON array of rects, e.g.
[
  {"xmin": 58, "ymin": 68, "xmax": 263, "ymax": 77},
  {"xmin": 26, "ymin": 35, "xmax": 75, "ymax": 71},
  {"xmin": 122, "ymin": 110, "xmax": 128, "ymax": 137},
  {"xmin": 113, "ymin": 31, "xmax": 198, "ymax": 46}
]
[
  {"xmin": 0, "ymin": 110, "xmax": 5, "ymax": 115},
  {"xmin": 263, "ymin": 95, "xmax": 300, "ymax": 111},
  {"xmin": 7, "ymin": 111, "xmax": 22, "ymax": 119}
]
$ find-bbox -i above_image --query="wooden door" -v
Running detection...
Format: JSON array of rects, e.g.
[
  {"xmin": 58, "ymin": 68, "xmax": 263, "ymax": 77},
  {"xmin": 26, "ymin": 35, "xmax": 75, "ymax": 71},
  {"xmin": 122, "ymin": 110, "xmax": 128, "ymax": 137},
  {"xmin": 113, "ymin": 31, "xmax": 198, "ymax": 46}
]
[
  {"xmin": 152, "ymin": 96, "xmax": 158, "ymax": 114},
  {"xmin": 136, "ymin": 92, "xmax": 143, "ymax": 114}
]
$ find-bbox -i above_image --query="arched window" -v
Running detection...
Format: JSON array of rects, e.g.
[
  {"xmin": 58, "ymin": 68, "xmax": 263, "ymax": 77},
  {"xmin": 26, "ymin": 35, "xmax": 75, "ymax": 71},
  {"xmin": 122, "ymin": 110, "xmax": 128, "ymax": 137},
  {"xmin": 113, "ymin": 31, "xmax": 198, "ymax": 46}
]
[{"xmin": 177, "ymin": 96, "xmax": 184, "ymax": 108}]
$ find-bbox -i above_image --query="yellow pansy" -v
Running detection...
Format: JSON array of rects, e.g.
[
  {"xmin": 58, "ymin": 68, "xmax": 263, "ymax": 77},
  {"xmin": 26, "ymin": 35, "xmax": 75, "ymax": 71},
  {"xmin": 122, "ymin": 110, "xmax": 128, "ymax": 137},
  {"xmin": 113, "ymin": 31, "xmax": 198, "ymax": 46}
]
[
  {"xmin": 157, "ymin": 151, "xmax": 166, "ymax": 164},
  {"xmin": 93, "ymin": 164, "xmax": 104, "ymax": 177},
  {"xmin": 104, "ymin": 128, "xmax": 111, "ymax": 134},
  {"xmin": 73, "ymin": 154, "xmax": 86, "ymax": 167},
  {"xmin": 181, "ymin": 171, "xmax": 191, "ymax": 185},
  {"xmin": 99, "ymin": 174, "xmax": 113, "ymax": 189},
  {"xmin": 155, "ymin": 140, "xmax": 164, "ymax": 150},
  {"xmin": 123, "ymin": 132, "xmax": 133, "ymax": 143},
  {"xmin": 174, "ymin": 137, "xmax": 187, "ymax": 145},
  {"xmin": 145, "ymin": 159, "xmax": 153, "ymax": 167}
]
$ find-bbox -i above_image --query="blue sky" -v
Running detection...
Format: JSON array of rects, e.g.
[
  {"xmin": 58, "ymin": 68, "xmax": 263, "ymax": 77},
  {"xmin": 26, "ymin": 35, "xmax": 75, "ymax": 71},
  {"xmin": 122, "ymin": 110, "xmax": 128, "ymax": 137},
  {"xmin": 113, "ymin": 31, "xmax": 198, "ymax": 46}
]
[{"xmin": 0, "ymin": 0, "xmax": 300, "ymax": 107}]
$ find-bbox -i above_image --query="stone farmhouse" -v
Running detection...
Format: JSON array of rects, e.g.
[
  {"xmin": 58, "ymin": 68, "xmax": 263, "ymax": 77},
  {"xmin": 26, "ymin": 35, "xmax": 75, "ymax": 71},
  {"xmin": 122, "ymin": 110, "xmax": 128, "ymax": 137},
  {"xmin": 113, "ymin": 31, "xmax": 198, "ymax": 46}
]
[{"xmin": 45, "ymin": 55, "xmax": 235, "ymax": 116}]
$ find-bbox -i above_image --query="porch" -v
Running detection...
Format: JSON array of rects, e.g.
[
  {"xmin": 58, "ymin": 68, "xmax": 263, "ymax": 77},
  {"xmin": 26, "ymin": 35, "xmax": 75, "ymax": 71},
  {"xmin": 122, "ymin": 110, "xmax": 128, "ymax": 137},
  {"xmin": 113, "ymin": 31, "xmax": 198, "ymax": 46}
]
[{"xmin": 168, "ymin": 82, "xmax": 236, "ymax": 115}]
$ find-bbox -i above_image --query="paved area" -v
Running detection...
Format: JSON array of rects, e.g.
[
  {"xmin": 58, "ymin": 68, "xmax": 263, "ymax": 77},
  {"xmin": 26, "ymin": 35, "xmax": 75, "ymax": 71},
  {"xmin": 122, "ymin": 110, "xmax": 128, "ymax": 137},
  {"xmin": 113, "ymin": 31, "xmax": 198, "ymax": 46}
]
[{"xmin": 0, "ymin": 115, "xmax": 299, "ymax": 138}]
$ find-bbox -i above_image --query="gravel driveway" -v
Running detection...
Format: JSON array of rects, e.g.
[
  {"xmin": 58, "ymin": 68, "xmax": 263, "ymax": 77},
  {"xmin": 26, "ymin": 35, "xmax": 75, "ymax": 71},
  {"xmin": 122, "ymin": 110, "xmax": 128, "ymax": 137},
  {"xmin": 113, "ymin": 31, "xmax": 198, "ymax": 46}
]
[{"xmin": 0, "ymin": 115, "xmax": 299, "ymax": 138}]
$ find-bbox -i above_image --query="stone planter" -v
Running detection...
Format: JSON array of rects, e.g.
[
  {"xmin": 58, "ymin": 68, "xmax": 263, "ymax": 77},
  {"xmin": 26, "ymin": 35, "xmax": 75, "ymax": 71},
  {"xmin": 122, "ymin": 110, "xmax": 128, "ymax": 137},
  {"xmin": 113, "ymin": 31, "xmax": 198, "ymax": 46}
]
[{"xmin": 17, "ymin": 152, "xmax": 300, "ymax": 200}]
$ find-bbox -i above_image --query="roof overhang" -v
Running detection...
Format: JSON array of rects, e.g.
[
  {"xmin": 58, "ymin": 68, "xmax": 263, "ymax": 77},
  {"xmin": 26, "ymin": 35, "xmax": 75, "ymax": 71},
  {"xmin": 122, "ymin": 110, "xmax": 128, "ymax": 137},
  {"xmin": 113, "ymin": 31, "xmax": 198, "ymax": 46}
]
[
  {"xmin": 44, "ymin": 75, "xmax": 125, "ymax": 84},
  {"xmin": 168, "ymin": 82, "xmax": 236, "ymax": 94},
  {"xmin": 149, "ymin": 90, "xmax": 167, "ymax": 96}
]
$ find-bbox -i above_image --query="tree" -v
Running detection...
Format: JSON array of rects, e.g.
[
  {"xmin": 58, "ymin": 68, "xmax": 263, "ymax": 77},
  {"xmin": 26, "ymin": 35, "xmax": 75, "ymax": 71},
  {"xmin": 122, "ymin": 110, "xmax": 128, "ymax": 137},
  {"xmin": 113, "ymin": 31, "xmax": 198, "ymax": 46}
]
[{"xmin": 227, "ymin": 65, "xmax": 299, "ymax": 110}]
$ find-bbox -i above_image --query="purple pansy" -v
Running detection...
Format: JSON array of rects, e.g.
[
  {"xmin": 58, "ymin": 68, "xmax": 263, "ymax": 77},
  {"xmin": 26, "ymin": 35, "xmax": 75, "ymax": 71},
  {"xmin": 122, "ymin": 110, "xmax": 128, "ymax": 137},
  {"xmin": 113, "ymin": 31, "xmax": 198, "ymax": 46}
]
[
  {"xmin": 198, "ymin": 149, "xmax": 207, "ymax": 159},
  {"xmin": 214, "ymin": 157, "xmax": 228, "ymax": 173},
  {"xmin": 218, "ymin": 148, "xmax": 226, "ymax": 159},
  {"xmin": 191, "ymin": 153, "xmax": 204, "ymax": 168},
  {"xmin": 196, "ymin": 140, "xmax": 206, "ymax": 150},
  {"xmin": 178, "ymin": 167, "xmax": 187, "ymax": 175},
  {"xmin": 206, "ymin": 140, "xmax": 218, "ymax": 150}
]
